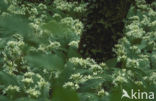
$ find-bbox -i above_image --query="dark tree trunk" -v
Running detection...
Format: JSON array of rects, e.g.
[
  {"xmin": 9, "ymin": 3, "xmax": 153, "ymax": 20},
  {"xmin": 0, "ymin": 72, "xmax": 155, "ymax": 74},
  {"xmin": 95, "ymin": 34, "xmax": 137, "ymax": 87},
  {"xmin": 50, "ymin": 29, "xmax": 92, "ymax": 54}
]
[
  {"xmin": 145, "ymin": 0, "xmax": 155, "ymax": 4},
  {"xmin": 78, "ymin": 0, "xmax": 133, "ymax": 63}
]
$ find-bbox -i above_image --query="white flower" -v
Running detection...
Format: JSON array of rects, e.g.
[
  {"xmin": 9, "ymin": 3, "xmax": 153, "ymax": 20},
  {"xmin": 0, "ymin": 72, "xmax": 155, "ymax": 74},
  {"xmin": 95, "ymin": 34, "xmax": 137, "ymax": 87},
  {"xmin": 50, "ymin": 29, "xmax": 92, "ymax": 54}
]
[
  {"xmin": 24, "ymin": 72, "xmax": 35, "ymax": 77},
  {"xmin": 68, "ymin": 41, "xmax": 79, "ymax": 48},
  {"xmin": 135, "ymin": 81, "xmax": 143, "ymax": 86},
  {"xmin": 70, "ymin": 73, "xmax": 83, "ymax": 83},
  {"xmin": 3, "ymin": 85, "xmax": 20, "ymax": 94},
  {"xmin": 149, "ymin": 72, "xmax": 156, "ymax": 85},
  {"xmin": 38, "ymin": 3, "xmax": 47, "ymax": 9},
  {"xmin": 97, "ymin": 89, "xmax": 105, "ymax": 96},
  {"xmin": 47, "ymin": 41, "xmax": 61, "ymax": 50},
  {"xmin": 31, "ymin": 8, "xmax": 38, "ymax": 15},
  {"xmin": 69, "ymin": 57, "xmax": 91, "ymax": 68},
  {"xmin": 22, "ymin": 78, "xmax": 34, "ymax": 84},
  {"xmin": 90, "ymin": 64, "xmax": 102, "ymax": 71},
  {"xmin": 126, "ymin": 58, "xmax": 139, "ymax": 68},
  {"xmin": 26, "ymin": 88, "xmax": 41, "ymax": 98},
  {"xmin": 63, "ymin": 82, "xmax": 75, "ymax": 89},
  {"xmin": 37, "ymin": 79, "xmax": 50, "ymax": 89},
  {"xmin": 113, "ymin": 70, "xmax": 128, "ymax": 86}
]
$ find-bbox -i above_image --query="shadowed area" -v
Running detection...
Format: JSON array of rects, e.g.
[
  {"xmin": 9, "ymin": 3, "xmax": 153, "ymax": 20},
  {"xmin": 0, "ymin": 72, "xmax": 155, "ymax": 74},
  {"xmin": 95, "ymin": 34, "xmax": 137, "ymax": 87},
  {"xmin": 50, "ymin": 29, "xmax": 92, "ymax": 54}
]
[{"xmin": 78, "ymin": 0, "xmax": 133, "ymax": 63}]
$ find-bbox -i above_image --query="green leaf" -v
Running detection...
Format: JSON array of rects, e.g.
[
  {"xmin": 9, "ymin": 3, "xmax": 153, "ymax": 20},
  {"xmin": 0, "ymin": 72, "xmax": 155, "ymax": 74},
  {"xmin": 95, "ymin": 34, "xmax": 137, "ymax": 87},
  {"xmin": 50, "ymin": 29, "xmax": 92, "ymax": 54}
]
[
  {"xmin": 109, "ymin": 87, "xmax": 122, "ymax": 101},
  {"xmin": 78, "ymin": 93, "xmax": 99, "ymax": 101},
  {"xmin": 127, "ymin": 67, "xmax": 146, "ymax": 76},
  {"xmin": 42, "ymin": 20, "xmax": 77, "ymax": 45},
  {"xmin": 15, "ymin": 98, "xmax": 37, "ymax": 101},
  {"xmin": 25, "ymin": 53, "xmax": 65, "ymax": 70},
  {"xmin": 52, "ymin": 86, "xmax": 79, "ymax": 101},
  {"xmin": 79, "ymin": 78, "xmax": 104, "ymax": 92},
  {"xmin": 151, "ymin": 51, "xmax": 156, "ymax": 69},
  {"xmin": 105, "ymin": 58, "xmax": 117, "ymax": 68},
  {"xmin": 0, "ymin": 0, "xmax": 8, "ymax": 11},
  {"xmin": 137, "ymin": 40, "xmax": 147, "ymax": 50},
  {"xmin": 42, "ymin": 20, "xmax": 71, "ymax": 36},
  {"xmin": 67, "ymin": 47, "xmax": 81, "ymax": 58},
  {"xmin": 0, "ymin": 96, "xmax": 10, "ymax": 101},
  {"xmin": 0, "ymin": 38, "xmax": 7, "ymax": 49},
  {"xmin": 0, "ymin": 71, "xmax": 18, "ymax": 86},
  {"xmin": 0, "ymin": 15, "xmax": 32, "ymax": 37}
]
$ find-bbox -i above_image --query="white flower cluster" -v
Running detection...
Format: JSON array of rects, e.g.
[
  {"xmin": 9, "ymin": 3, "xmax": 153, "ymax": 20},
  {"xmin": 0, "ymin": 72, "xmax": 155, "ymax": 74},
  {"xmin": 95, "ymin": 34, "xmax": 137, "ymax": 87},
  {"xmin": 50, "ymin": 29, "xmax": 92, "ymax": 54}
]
[
  {"xmin": 69, "ymin": 57, "xmax": 95, "ymax": 68},
  {"xmin": 37, "ymin": 41, "xmax": 61, "ymax": 53},
  {"xmin": 54, "ymin": 0, "xmax": 74, "ymax": 12},
  {"xmin": 61, "ymin": 17, "xmax": 84, "ymax": 35},
  {"xmin": 149, "ymin": 72, "xmax": 156, "ymax": 85},
  {"xmin": 68, "ymin": 40, "xmax": 79, "ymax": 48},
  {"xmin": 3, "ymin": 85, "xmax": 20, "ymax": 94},
  {"xmin": 63, "ymin": 82, "xmax": 79, "ymax": 90},
  {"xmin": 113, "ymin": 69, "xmax": 128, "ymax": 86},
  {"xmin": 63, "ymin": 57, "xmax": 106, "ymax": 96},
  {"xmin": 0, "ymin": 0, "xmax": 88, "ymax": 100},
  {"xmin": 115, "ymin": 0, "xmax": 156, "ymax": 69},
  {"xmin": 73, "ymin": 3, "xmax": 87, "ymax": 13},
  {"xmin": 54, "ymin": 0, "xmax": 87, "ymax": 13},
  {"xmin": 97, "ymin": 89, "xmax": 109, "ymax": 97},
  {"xmin": 2, "ymin": 36, "xmax": 27, "ymax": 74},
  {"xmin": 1, "ymin": 71, "xmax": 51, "ymax": 99},
  {"xmin": 26, "ymin": 88, "xmax": 41, "ymax": 98}
]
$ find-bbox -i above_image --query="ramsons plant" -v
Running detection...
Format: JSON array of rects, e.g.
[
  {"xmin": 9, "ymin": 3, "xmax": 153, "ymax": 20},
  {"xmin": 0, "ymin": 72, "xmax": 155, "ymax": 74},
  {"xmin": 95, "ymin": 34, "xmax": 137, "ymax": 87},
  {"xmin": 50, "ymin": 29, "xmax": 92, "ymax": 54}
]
[
  {"xmin": 0, "ymin": 0, "xmax": 156, "ymax": 101},
  {"xmin": 115, "ymin": 0, "xmax": 156, "ymax": 74},
  {"xmin": 114, "ymin": 0, "xmax": 156, "ymax": 98},
  {"xmin": 0, "ymin": 0, "xmax": 85, "ymax": 100}
]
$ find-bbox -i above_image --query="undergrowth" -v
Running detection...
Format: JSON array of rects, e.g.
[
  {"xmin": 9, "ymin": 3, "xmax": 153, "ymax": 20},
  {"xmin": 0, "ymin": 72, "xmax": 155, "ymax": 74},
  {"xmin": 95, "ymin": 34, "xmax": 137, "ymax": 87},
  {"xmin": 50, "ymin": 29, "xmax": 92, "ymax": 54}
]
[{"xmin": 0, "ymin": 0, "xmax": 156, "ymax": 101}]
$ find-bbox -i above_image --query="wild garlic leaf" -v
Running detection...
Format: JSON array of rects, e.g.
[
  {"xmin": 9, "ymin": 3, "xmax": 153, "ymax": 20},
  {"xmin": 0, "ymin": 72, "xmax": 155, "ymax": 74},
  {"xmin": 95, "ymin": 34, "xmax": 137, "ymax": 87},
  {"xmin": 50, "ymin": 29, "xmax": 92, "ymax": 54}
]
[
  {"xmin": 42, "ymin": 20, "xmax": 77, "ymax": 45},
  {"xmin": 78, "ymin": 93, "xmax": 99, "ymax": 101},
  {"xmin": 15, "ymin": 98, "xmax": 37, "ymax": 101},
  {"xmin": 52, "ymin": 87, "xmax": 79, "ymax": 101},
  {"xmin": 0, "ymin": 15, "xmax": 31, "ymax": 37},
  {"xmin": 0, "ymin": 71, "xmax": 18, "ymax": 86},
  {"xmin": 151, "ymin": 51, "xmax": 156, "ymax": 69},
  {"xmin": 0, "ymin": 0, "xmax": 8, "ymax": 11},
  {"xmin": 79, "ymin": 78, "xmax": 104, "ymax": 92},
  {"xmin": 105, "ymin": 58, "xmax": 117, "ymax": 68},
  {"xmin": 25, "ymin": 53, "xmax": 65, "ymax": 70},
  {"xmin": 67, "ymin": 47, "xmax": 81, "ymax": 58},
  {"xmin": 0, "ymin": 96, "xmax": 10, "ymax": 101}
]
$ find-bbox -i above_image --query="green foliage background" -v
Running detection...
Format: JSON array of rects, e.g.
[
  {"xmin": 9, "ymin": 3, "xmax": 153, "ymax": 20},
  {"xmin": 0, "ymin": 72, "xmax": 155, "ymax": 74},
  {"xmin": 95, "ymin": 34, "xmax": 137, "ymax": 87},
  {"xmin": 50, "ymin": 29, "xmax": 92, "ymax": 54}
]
[{"xmin": 0, "ymin": 0, "xmax": 156, "ymax": 101}]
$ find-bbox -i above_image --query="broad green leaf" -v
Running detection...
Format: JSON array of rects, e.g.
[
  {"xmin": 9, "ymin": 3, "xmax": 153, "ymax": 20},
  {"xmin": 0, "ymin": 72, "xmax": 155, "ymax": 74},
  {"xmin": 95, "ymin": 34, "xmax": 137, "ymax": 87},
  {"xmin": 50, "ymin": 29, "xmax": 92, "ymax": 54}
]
[
  {"xmin": 0, "ymin": 0, "xmax": 8, "ymax": 11},
  {"xmin": 0, "ymin": 15, "xmax": 31, "ymax": 37},
  {"xmin": 78, "ymin": 93, "xmax": 98, "ymax": 101},
  {"xmin": 109, "ymin": 87, "xmax": 122, "ymax": 101},
  {"xmin": 15, "ymin": 98, "xmax": 37, "ymax": 101},
  {"xmin": 42, "ymin": 20, "xmax": 78, "ymax": 45},
  {"xmin": 25, "ymin": 53, "xmax": 65, "ymax": 70},
  {"xmin": 0, "ymin": 96, "xmax": 10, "ymax": 101},
  {"xmin": 67, "ymin": 47, "xmax": 81, "ymax": 58},
  {"xmin": 151, "ymin": 51, "xmax": 156, "ymax": 69},
  {"xmin": 0, "ymin": 38, "xmax": 7, "ymax": 49},
  {"xmin": 52, "ymin": 86, "xmax": 79, "ymax": 101},
  {"xmin": 105, "ymin": 58, "xmax": 117, "ymax": 68},
  {"xmin": 42, "ymin": 20, "xmax": 71, "ymax": 36},
  {"xmin": 0, "ymin": 71, "xmax": 18, "ymax": 86},
  {"xmin": 137, "ymin": 40, "xmax": 147, "ymax": 50},
  {"xmin": 79, "ymin": 78, "xmax": 105, "ymax": 92}
]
